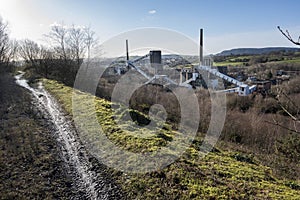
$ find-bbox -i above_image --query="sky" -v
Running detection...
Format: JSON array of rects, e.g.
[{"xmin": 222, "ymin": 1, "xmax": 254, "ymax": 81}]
[{"xmin": 0, "ymin": 0, "xmax": 299, "ymax": 54}]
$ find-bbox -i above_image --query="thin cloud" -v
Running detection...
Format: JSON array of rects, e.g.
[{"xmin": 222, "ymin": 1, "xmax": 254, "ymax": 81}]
[{"xmin": 148, "ymin": 10, "xmax": 156, "ymax": 14}]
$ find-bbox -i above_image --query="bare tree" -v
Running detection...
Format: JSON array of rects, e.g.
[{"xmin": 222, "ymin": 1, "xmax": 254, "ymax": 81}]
[
  {"xmin": 277, "ymin": 26, "xmax": 300, "ymax": 46},
  {"xmin": 84, "ymin": 26, "xmax": 97, "ymax": 60},
  {"xmin": 4, "ymin": 39, "xmax": 18, "ymax": 66},
  {"xmin": 68, "ymin": 25, "xmax": 87, "ymax": 66},
  {"xmin": 39, "ymin": 45, "xmax": 54, "ymax": 78},
  {"xmin": 46, "ymin": 22, "xmax": 98, "ymax": 61},
  {"xmin": 0, "ymin": 17, "xmax": 18, "ymax": 70},
  {"xmin": 0, "ymin": 17, "xmax": 11, "ymax": 65},
  {"xmin": 45, "ymin": 22, "xmax": 70, "ymax": 61},
  {"xmin": 18, "ymin": 39, "xmax": 41, "ymax": 72},
  {"xmin": 44, "ymin": 22, "xmax": 74, "ymax": 82},
  {"xmin": 18, "ymin": 39, "xmax": 54, "ymax": 78},
  {"xmin": 43, "ymin": 22, "xmax": 98, "ymax": 83}
]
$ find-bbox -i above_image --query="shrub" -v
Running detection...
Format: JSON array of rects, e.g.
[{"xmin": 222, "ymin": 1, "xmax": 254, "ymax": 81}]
[
  {"xmin": 259, "ymin": 98, "xmax": 280, "ymax": 114},
  {"xmin": 285, "ymin": 76, "xmax": 300, "ymax": 94},
  {"xmin": 227, "ymin": 94, "xmax": 254, "ymax": 112}
]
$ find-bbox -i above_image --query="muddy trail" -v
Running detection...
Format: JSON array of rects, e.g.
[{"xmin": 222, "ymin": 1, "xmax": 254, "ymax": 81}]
[{"xmin": 12, "ymin": 72, "xmax": 123, "ymax": 199}]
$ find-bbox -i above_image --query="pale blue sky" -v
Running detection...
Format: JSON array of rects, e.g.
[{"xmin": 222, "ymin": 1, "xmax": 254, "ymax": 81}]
[{"xmin": 0, "ymin": 0, "xmax": 299, "ymax": 54}]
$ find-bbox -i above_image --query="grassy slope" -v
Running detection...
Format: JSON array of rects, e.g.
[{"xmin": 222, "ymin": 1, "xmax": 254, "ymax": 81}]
[
  {"xmin": 43, "ymin": 79, "xmax": 300, "ymax": 199},
  {"xmin": 214, "ymin": 55, "xmax": 300, "ymax": 67},
  {"xmin": 274, "ymin": 58, "xmax": 300, "ymax": 64},
  {"xmin": 214, "ymin": 61, "xmax": 245, "ymax": 67}
]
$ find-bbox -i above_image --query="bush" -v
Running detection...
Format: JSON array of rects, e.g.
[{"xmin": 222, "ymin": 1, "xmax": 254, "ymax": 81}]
[
  {"xmin": 259, "ymin": 98, "xmax": 280, "ymax": 114},
  {"xmin": 227, "ymin": 94, "xmax": 254, "ymax": 112},
  {"xmin": 277, "ymin": 134, "xmax": 300, "ymax": 162},
  {"xmin": 285, "ymin": 77, "xmax": 300, "ymax": 94}
]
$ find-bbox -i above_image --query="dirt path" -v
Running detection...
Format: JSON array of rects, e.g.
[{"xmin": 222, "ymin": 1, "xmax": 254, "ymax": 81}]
[
  {"xmin": 0, "ymin": 72, "xmax": 76, "ymax": 198},
  {"xmin": 0, "ymin": 72, "xmax": 123, "ymax": 199}
]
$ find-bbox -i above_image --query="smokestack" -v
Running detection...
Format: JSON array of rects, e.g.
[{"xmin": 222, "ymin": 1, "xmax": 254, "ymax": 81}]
[
  {"xmin": 126, "ymin": 39, "xmax": 129, "ymax": 61},
  {"xmin": 199, "ymin": 29, "xmax": 203, "ymax": 66}
]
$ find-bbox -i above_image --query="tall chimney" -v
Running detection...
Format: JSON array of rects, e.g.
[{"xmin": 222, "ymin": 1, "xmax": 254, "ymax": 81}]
[
  {"xmin": 199, "ymin": 29, "xmax": 203, "ymax": 66},
  {"xmin": 126, "ymin": 39, "xmax": 129, "ymax": 61}
]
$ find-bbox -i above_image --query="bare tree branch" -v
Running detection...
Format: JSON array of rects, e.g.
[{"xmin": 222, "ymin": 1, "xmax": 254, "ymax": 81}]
[
  {"xmin": 277, "ymin": 26, "xmax": 300, "ymax": 45},
  {"xmin": 274, "ymin": 87, "xmax": 300, "ymax": 122},
  {"xmin": 265, "ymin": 120, "xmax": 300, "ymax": 134},
  {"xmin": 279, "ymin": 104, "xmax": 299, "ymax": 122}
]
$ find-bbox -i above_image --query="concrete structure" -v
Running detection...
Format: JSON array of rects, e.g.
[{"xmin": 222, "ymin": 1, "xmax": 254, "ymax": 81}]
[{"xmin": 120, "ymin": 30, "xmax": 257, "ymax": 96}]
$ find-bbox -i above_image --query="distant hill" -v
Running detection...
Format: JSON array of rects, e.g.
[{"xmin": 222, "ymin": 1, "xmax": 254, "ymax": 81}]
[{"xmin": 216, "ymin": 47, "xmax": 300, "ymax": 56}]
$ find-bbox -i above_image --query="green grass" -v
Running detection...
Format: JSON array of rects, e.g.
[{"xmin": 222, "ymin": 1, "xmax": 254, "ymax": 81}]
[
  {"xmin": 43, "ymin": 78, "xmax": 300, "ymax": 199},
  {"xmin": 214, "ymin": 54, "xmax": 300, "ymax": 67},
  {"xmin": 275, "ymin": 58, "xmax": 300, "ymax": 64},
  {"xmin": 43, "ymin": 79, "xmax": 177, "ymax": 153},
  {"xmin": 214, "ymin": 61, "xmax": 245, "ymax": 67},
  {"xmin": 214, "ymin": 55, "xmax": 251, "ymax": 67}
]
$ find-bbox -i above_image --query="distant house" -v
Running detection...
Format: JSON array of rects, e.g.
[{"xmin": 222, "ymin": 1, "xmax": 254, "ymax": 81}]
[
  {"xmin": 247, "ymin": 76, "xmax": 257, "ymax": 83},
  {"xmin": 274, "ymin": 70, "xmax": 290, "ymax": 84},
  {"xmin": 276, "ymin": 70, "xmax": 287, "ymax": 76},
  {"xmin": 253, "ymin": 80, "xmax": 271, "ymax": 94}
]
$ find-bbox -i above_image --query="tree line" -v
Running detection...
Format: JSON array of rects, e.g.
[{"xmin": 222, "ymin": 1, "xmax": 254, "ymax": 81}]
[
  {"xmin": 0, "ymin": 17, "xmax": 17, "ymax": 69},
  {"xmin": 0, "ymin": 17, "xmax": 98, "ymax": 85}
]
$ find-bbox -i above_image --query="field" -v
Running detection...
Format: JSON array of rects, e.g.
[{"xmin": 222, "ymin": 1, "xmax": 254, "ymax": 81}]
[
  {"xmin": 42, "ymin": 78, "xmax": 300, "ymax": 199},
  {"xmin": 214, "ymin": 53, "xmax": 300, "ymax": 67}
]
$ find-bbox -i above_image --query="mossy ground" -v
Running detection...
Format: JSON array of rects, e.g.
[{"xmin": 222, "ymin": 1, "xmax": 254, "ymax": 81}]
[{"xmin": 43, "ymin": 78, "xmax": 300, "ymax": 199}]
